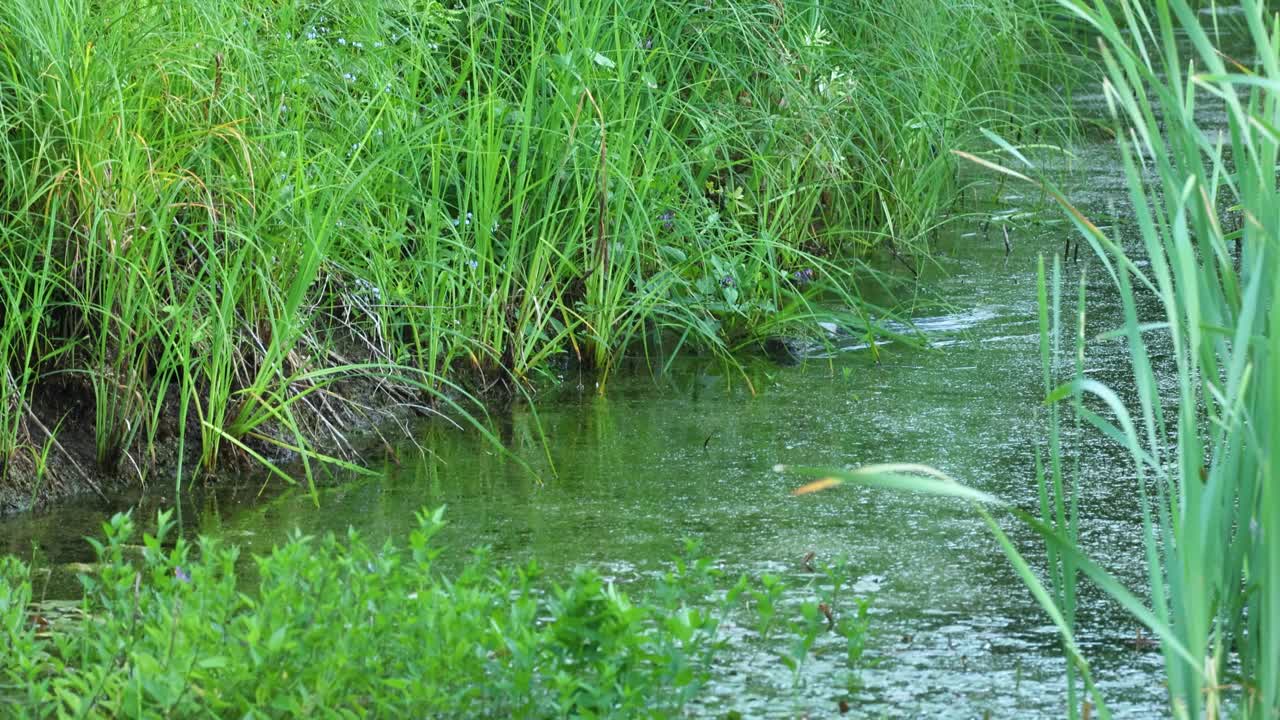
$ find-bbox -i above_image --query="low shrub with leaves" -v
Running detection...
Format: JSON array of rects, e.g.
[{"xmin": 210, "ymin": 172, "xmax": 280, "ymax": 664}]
[{"xmin": 0, "ymin": 509, "xmax": 871, "ymax": 717}]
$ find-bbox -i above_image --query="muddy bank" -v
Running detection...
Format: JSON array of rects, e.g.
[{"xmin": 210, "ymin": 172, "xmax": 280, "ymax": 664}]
[{"xmin": 0, "ymin": 369, "xmax": 431, "ymax": 516}]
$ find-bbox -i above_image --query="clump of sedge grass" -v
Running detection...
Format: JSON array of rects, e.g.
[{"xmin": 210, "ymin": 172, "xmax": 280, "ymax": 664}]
[{"xmin": 0, "ymin": 0, "xmax": 1072, "ymax": 494}]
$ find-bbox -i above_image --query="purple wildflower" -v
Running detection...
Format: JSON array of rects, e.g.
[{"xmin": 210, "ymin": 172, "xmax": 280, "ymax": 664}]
[
  {"xmin": 175, "ymin": 567, "xmax": 191, "ymax": 584},
  {"xmin": 659, "ymin": 210, "xmax": 675, "ymax": 232},
  {"xmin": 720, "ymin": 275, "xmax": 735, "ymax": 288}
]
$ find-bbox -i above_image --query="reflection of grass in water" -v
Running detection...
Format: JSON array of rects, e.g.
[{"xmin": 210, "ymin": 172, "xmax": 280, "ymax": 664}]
[
  {"xmin": 798, "ymin": 1, "xmax": 1280, "ymax": 717},
  {"xmin": 0, "ymin": 0, "xmax": 1073, "ymax": 498}
]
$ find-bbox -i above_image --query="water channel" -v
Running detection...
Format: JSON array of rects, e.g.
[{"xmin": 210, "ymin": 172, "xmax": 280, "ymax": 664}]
[{"xmin": 4, "ymin": 20, "xmax": 1250, "ymax": 716}]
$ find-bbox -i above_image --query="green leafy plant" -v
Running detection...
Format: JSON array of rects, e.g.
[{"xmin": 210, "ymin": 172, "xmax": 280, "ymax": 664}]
[{"xmin": 0, "ymin": 510, "xmax": 873, "ymax": 717}]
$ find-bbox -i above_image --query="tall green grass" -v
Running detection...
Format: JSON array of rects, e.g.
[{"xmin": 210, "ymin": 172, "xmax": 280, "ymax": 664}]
[
  {"xmin": 791, "ymin": 0, "xmax": 1280, "ymax": 717},
  {"xmin": 0, "ymin": 0, "xmax": 1071, "ymax": 490}
]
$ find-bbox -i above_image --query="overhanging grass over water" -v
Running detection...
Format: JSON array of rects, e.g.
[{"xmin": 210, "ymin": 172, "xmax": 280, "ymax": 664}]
[
  {"xmin": 796, "ymin": 1, "xmax": 1280, "ymax": 717},
  {"xmin": 0, "ymin": 0, "xmax": 1071, "ymax": 496}
]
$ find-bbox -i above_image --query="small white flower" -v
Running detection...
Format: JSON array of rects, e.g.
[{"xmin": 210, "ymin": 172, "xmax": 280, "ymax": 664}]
[
  {"xmin": 355, "ymin": 278, "xmax": 382, "ymax": 299},
  {"xmin": 802, "ymin": 26, "xmax": 831, "ymax": 47}
]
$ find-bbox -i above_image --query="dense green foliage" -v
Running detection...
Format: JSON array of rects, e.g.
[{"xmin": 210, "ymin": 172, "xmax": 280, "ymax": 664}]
[
  {"xmin": 797, "ymin": 1, "xmax": 1280, "ymax": 717},
  {"xmin": 0, "ymin": 508, "xmax": 869, "ymax": 717},
  {"xmin": 0, "ymin": 0, "xmax": 1069, "ymax": 487}
]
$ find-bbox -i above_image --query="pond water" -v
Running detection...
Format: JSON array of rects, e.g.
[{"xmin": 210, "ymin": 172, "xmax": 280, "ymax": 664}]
[{"xmin": 6, "ymin": 19, "xmax": 1258, "ymax": 718}]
